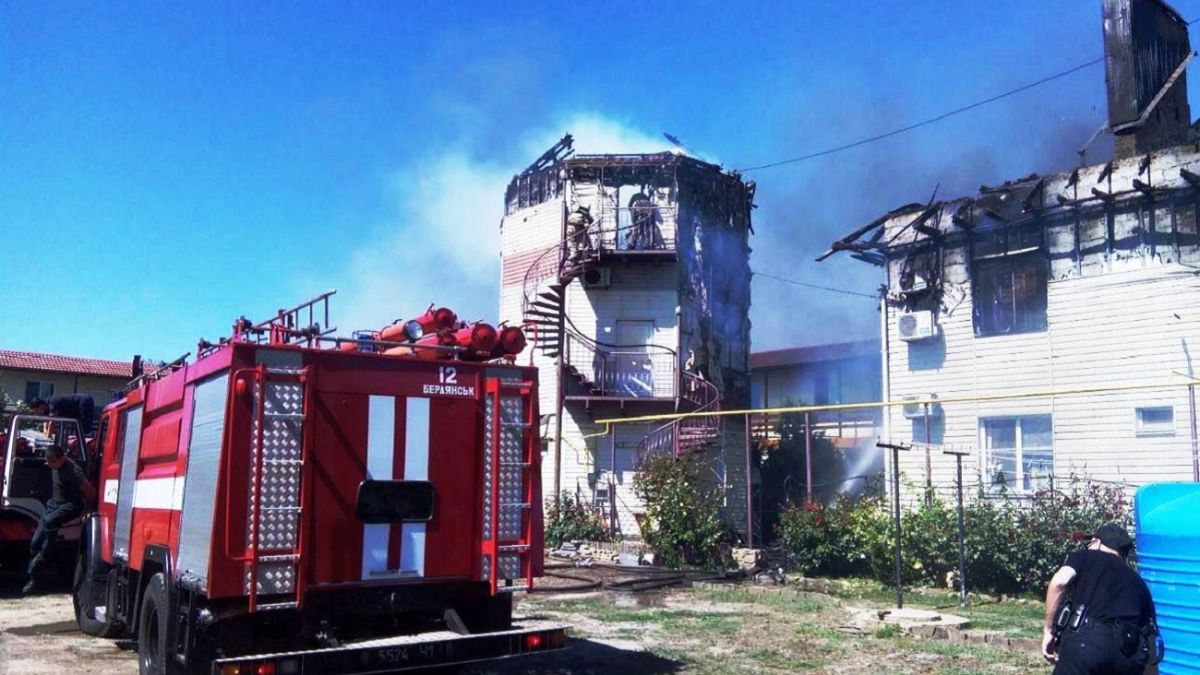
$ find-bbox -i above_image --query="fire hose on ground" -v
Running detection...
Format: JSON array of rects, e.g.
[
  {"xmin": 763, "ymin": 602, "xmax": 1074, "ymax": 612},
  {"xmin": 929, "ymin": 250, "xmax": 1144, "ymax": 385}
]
[{"xmin": 533, "ymin": 562, "xmax": 741, "ymax": 594}]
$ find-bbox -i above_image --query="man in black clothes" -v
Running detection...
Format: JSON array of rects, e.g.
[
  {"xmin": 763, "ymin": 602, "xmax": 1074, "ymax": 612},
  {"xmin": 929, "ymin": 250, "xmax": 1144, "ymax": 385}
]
[
  {"xmin": 30, "ymin": 393, "xmax": 96, "ymax": 435},
  {"xmin": 1042, "ymin": 524, "xmax": 1157, "ymax": 674},
  {"xmin": 23, "ymin": 444, "xmax": 96, "ymax": 594}
]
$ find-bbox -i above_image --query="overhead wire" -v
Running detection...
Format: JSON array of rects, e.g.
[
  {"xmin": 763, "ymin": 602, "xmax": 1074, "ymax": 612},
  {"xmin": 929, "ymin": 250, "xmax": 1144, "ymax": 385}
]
[
  {"xmin": 738, "ymin": 57, "xmax": 1105, "ymax": 172},
  {"xmin": 734, "ymin": 14, "xmax": 1200, "ymax": 174},
  {"xmin": 753, "ymin": 271, "xmax": 878, "ymax": 298}
]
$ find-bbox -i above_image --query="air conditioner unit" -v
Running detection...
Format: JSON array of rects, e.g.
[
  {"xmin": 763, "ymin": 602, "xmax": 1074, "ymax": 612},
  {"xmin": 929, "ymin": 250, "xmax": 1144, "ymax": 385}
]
[
  {"xmin": 582, "ymin": 267, "xmax": 611, "ymax": 288},
  {"xmin": 897, "ymin": 310, "xmax": 937, "ymax": 341},
  {"xmin": 901, "ymin": 394, "xmax": 937, "ymax": 419}
]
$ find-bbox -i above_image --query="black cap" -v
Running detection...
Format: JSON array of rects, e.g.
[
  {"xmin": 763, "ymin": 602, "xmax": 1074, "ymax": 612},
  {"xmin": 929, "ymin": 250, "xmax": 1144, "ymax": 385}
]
[{"xmin": 1095, "ymin": 524, "xmax": 1134, "ymax": 552}]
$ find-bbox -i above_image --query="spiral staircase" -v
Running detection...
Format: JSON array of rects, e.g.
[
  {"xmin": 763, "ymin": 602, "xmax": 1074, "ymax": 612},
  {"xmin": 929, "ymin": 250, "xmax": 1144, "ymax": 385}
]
[{"xmin": 519, "ymin": 218, "xmax": 724, "ymax": 461}]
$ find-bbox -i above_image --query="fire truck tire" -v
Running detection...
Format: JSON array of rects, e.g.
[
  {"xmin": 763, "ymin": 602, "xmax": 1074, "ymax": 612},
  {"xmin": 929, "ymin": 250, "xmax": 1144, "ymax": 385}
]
[
  {"xmin": 73, "ymin": 553, "xmax": 120, "ymax": 638},
  {"xmin": 137, "ymin": 572, "xmax": 177, "ymax": 675}
]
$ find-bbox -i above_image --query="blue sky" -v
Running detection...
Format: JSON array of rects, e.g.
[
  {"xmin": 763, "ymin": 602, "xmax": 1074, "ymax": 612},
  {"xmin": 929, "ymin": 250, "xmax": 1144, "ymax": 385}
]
[{"xmin": 4, "ymin": 1, "xmax": 1200, "ymax": 362}]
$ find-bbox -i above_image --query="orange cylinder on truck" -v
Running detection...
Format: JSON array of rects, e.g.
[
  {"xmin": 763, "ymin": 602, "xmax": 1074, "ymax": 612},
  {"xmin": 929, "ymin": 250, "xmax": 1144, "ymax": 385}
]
[
  {"xmin": 410, "ymin": 306, "xmax": 458, "ymax": 333},
  {"xmin": 498, "ymin": 326, "xmax": 527, "ymax": 355},
  {"xmin": 454, "ymin": 323, "xmax": 497, "ymax": 356},
  {"xmin": 380, "ymin": 320, "xmax": 423, "ymax": 343}
]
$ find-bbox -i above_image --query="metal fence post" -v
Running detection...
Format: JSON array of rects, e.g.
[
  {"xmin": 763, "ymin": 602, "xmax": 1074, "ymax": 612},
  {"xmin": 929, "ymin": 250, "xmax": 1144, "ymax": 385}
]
[
  {"xmin": 804, "ymin": 412, "xmax": 813, "ymax": 504},
  {"xmin": 944, "ymin": 447, "xmax": 971, "ymax": 608},
  {"xmin": 877, "ymin": 441, "xmax": 911, "ymax": 609}
]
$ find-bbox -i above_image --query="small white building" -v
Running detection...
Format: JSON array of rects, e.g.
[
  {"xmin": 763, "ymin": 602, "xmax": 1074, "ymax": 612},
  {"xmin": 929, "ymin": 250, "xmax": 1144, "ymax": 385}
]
[
  {"xmin": 826, "ymin": 0, "xmax": 1200, "ymax": 501},
  {"xmin": 498, "ymin": 138, "xmax": 754, "ymax": 538}
]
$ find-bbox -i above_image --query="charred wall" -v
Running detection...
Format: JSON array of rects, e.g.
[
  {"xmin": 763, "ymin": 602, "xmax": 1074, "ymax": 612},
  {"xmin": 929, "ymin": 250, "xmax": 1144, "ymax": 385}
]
[{"xmin": 675, "ymin": 165, "xmax": 755, "ymax": 409}]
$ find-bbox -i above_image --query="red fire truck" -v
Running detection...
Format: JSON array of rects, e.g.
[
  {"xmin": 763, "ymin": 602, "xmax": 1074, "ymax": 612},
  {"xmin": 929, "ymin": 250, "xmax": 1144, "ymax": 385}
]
[{"xmin": 72, "ymin": 292, "xmax": 565, "ymax": 674}]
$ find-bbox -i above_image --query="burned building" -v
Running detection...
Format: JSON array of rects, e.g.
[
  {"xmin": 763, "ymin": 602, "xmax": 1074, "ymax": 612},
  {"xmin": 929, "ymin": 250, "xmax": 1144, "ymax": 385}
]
[
  {"xmin": 825, "ymin": 0, "xmax": 1200, "ymax": 500},
  {"xmin": 499, "ymin": 136, "xmax": 755, "ymax": 538}
]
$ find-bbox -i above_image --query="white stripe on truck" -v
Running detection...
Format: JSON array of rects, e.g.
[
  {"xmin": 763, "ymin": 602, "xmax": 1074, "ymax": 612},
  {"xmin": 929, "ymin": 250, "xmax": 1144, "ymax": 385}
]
[
  {"xmin": 400, "ymin": 397, "xmax": 430, "ymax": 577},
  {"xmin": 362, "ymin": 395, "xmax": 396, "ymax": 580}
]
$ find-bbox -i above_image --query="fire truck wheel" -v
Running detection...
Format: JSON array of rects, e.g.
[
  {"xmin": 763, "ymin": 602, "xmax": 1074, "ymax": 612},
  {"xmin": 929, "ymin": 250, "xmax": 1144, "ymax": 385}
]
[
  {"xmin": 137, "ymin": 572, "xmax": 175, "ymax": 675},
  {"xmin": 73, "ymin": 552, "xmax": 120, "ymax": 638}
]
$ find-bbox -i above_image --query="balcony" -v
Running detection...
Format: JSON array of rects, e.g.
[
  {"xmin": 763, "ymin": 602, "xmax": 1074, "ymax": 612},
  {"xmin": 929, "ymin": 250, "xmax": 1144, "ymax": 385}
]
[
  {"xmin": 562, "ymin": 331, "xmax": 677, "ymax": 401},
  {"xmin": 570, "ymin": 205, "xmax": 677, "ymax": 262}
]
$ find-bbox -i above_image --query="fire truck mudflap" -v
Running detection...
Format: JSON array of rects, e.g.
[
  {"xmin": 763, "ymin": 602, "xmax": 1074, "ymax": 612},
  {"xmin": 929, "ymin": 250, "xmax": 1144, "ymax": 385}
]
[{"xmin": 210, "ymin": 620, "xmax": 567, "ymax": 674}]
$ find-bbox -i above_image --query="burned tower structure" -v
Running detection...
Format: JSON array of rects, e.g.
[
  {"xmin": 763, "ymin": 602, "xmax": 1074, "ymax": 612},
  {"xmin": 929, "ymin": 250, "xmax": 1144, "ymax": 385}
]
[{"xmin": 499, "ymin": 136, "xmax": 755, "ymax": 538}]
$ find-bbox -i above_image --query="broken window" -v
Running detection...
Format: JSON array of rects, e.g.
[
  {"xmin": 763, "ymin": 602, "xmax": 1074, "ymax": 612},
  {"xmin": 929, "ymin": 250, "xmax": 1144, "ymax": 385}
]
[
  {"xmin": 972, "ymin": 226, "xmax": 1047, "ymax": 336},
  {"xmin": 981, "ymin": 415, "xmax": 1053, "ymax": 493}
]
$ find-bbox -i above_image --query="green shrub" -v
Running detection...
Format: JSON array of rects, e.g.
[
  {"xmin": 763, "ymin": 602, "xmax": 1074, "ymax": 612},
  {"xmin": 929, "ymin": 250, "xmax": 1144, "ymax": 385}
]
[
  {"xmin": 777, "ymin": 495, "xmax": 888, "ymax": 577},
  {"xmin": 544, "ymin": 492, "xmax": 610, "ymax": 548},
  {"xmin": 773, "ymin": 475, "xmax": 1133, "ymax": 595},
  {"xmin": 633, "ymin": 453, "xmax": 729, "ymax": 568}
]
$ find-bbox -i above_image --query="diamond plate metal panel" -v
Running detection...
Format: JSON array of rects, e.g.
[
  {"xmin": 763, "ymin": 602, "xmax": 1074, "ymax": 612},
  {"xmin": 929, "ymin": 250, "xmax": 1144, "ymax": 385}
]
[
  {"xmin": 244, "ymin": 370, "xmax": 305, "ymax": 596},
  {"xmin": 498, "ymin": 553, "xmax": 521, "ymax": 580},
  {"xmin": 482, "ymin": 395, "xmax": 495, "ymax": 541},
  {"xmin": 245, "ymin": 561, "xmax": 296, "ymax": 595},
  {"xmin": 498, "ymin": 395, "xmax": 525, "ymax": 541}
]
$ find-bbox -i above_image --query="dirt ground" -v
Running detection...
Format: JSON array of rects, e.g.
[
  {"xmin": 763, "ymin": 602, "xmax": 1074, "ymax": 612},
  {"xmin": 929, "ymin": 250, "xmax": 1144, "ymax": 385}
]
[{"xmin": 0, "ymin": 568, "xmax": 1044, "ymax": 675}]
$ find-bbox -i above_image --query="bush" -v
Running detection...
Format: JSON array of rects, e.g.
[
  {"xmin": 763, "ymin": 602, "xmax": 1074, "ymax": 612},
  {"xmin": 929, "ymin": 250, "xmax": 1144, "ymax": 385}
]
[
  {"xmin": 544, "ymin": 492, "xmax": 610, "ymax": 548},
  {"xmin": 774, "ymin": 475, "xmax": 1133, "ymax": 595},
  {"xmin": 777, "ymin": 495, "xmax": 888, "ymax": 577},
  {"xmin": 633, "ymin": 453, "xmax": 730, "ymax": 568}
]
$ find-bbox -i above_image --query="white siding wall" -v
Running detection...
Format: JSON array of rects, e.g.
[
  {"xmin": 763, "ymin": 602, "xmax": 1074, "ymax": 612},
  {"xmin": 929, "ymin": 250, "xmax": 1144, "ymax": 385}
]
[{"xmin": 887, "ymin": 263, "xmax": 1200, "ymax": 501}]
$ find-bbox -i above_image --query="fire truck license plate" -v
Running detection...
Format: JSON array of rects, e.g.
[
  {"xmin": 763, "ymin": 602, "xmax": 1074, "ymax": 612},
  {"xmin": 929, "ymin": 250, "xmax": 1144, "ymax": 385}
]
[{"xmin": 373, "ymin": 642, "xmax": 451, "ymax": 666}]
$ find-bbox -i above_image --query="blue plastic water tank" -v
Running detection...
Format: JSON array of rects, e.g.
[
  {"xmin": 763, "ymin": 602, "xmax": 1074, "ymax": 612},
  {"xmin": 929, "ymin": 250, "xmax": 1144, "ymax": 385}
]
[{"xmin": 1137, "ymin": 482, "xmax": 1200, "ymax": 674}]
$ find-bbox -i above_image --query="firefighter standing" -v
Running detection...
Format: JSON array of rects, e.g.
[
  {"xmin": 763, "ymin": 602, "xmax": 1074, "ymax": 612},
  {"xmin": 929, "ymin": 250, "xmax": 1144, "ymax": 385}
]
[
  {"xmin": 566, "ymin": 205, "xmax": 594, "ymax": 264},
  {"xmin": 30, "ymin": 393, "xmax": 96, "ymax": 435},
  {"xmin": 24, "ymin": 444, "xmax": 95, "ymax": 594},
  {"xmin": 1042, "ymin": 524, "xmax": 1158, "ymax": 674}
]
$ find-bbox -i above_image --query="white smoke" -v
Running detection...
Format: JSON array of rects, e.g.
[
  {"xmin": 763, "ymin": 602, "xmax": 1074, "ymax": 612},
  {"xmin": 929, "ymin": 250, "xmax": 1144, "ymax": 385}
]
[{"xmin": 334, "ymin": 113, "xmax": 673, "ymax": 332}]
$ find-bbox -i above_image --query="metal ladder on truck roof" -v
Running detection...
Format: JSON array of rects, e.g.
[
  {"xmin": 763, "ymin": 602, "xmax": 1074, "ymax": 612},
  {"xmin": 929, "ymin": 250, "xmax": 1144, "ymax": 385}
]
[
  {"xmin": 482, "ymin": 377, "xmax": 537, "ymax": 595},
  {"xmin": 242, "ymin": 363, "xmax": 314, "ymax": 612}
]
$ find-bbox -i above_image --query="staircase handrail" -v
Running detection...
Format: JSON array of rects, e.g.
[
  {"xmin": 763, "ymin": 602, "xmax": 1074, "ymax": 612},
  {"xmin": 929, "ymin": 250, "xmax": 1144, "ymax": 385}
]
[
  {"xmin": 519, "ymin": 216, "xmax": 678, "ymax": 319},
  {"xmin": 636, "ymin": 372, "xmax": 723, "ymax": 465},
  {"xmin": 563, "ymin": 328, "xmax": 678, "ymax": 398}
]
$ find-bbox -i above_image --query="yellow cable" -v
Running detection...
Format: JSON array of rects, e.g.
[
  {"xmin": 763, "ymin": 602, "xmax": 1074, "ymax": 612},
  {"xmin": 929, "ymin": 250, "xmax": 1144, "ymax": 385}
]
[{"xmin": 593, "ymin": 374, "xmax": 1200, "ymax": 426}]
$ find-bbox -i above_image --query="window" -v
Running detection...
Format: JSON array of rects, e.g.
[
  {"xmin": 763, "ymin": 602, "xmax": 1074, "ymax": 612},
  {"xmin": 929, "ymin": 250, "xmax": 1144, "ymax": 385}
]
[
  {"xmin": 981, "ymin": 415, "xmax": 1053, "ymax": 493},
  {"xmin": 1136, "ymin": 406, "xmax": 1175, "ymax": 436},
  {"xmin": 972, "ymin": 227, "xmax": 1047, "ymax": 336},
  {"xmin": 23, "ymin": 381, "xmax": 54, "ymax": 403},
  {"xmin": 813, "ymin": 375, "xmax": 832, "ymax": 406}
]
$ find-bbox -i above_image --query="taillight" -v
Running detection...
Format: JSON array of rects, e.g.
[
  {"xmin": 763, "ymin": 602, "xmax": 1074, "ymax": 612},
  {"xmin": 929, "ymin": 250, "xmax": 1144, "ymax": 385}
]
[
  {"xmin": 256, "ymin": 662, "xmax": 277, "ymax": 675},
  {"xmin": 526, "ymin": 633, "xmax": 543, "ymax": 650}
]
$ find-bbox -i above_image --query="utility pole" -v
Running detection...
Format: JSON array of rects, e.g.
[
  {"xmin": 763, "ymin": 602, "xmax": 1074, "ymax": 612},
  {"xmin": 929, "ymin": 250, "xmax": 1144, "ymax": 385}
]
[
  {"xmin": 804, "ymin": 412, "xmax": 814, "ymax": 504},
  {"xmin": 877, "ymin": 441, "xmax": 912, "ymax": 609},
  {"xmin": 923, "ymin": 402, "xmax": 933, "ymax": 506},
  {"xmin": 943, "ymin": 446, "xmax": 972, "ymax": 608}
]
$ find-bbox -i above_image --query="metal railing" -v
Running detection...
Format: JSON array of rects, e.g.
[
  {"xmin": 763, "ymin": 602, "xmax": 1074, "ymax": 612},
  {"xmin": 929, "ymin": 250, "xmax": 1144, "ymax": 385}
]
[
  {"xmin": 593, "ymin": 206, "xmax": 677, "ymax": 253},
  {"xmin": 564, "ymin": 330, "xmax": 677, "ymax": 398},
  {"xmin": 637, "ymin": 372, "xmax": 723, "ymax": 462},
  {"xmin": 519, "ymin": 207, "xmax": 679, "ymax": 326}
]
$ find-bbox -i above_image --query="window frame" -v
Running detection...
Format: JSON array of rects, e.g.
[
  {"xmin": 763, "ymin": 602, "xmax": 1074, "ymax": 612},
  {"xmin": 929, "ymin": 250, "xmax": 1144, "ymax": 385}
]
[
  {"xmin": 979, "ymin": 414, "xmax": 1054, "ymax": 495},
  {"xmin": 23, "ymin": 381, "xmax": 54, "ymax": 403},
  {"xmin": 971, "ymin": 226, "xmax": 1049, "ymax": 338},
  {"xmin": 1135, "ymin": 406, "xmax": 1176, "ymax": 437}
]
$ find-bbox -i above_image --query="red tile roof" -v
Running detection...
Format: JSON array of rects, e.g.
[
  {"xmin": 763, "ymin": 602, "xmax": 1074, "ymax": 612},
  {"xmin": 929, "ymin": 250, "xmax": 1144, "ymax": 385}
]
[{"xmin": 0, "ymin": 349, "xmax": 133, "ymax": 379}]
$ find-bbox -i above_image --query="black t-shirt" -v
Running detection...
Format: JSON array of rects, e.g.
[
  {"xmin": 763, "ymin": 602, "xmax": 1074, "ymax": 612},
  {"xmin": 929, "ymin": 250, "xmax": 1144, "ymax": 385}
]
[
  {"xmin": 1063, "ymin": 548, "xmax": 1155, "ymax": 623},
  {"xmin": 52, "ymin": 458, "xmax": 88, "ymax": 507},
  {"xmin": 48, "ymin": 394, "xmax": 88, "ymax": 418}
]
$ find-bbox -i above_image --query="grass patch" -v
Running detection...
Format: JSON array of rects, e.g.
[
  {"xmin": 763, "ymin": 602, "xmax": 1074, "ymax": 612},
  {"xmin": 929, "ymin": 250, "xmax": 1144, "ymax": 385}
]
[
  {"xmin": 696, "ymin": 587, "xmax": 832, "ymax": 612},
  {"xmin": 874, "ymin": 623, "xmax": 902, "ymax": 638}
]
